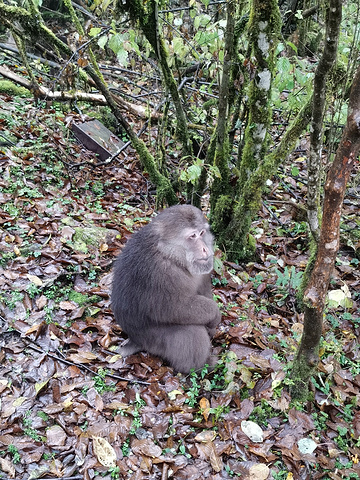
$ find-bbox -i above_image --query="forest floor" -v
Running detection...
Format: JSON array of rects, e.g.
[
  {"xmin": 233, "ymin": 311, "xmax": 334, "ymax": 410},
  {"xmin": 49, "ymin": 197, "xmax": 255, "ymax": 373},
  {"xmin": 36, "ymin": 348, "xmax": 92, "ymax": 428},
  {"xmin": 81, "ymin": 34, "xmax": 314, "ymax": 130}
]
[{"xmin": 0, "ymin": 91, "xmax": 360, "ymax": 480}]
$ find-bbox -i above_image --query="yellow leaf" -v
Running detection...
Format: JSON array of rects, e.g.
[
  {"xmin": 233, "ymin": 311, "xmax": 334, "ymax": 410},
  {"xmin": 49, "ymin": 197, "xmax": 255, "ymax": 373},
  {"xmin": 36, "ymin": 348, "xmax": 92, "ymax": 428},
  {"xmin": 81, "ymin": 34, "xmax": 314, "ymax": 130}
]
[
  {"xmin": 63, "ymin": 399, "xmax": 73, "ymax": 409},
  {"xmin": 168, "ymin": 389, "xmax": 183, "ymax": 400},
  {"xmin": 68, "ymin": 352, "xmax": 98, "ymax": 363},
  {"xmin": 35, "ymin": 380, "xmax": 49, "ymax": 394},
  {"xmin": 13, "ymin": 397, "xmax": 27, "ymax": 407},
  {"xmin": 26, "ymin": 274, "xmax": 43, "ymax": 286}
]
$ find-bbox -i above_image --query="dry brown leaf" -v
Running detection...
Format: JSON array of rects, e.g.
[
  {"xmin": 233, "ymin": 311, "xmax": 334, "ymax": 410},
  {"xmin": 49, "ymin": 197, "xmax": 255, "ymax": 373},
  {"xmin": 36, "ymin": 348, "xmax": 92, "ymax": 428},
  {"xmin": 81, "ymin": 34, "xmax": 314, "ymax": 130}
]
[
  {"xmin": 194, "ymin": 430, "xmax": 216, "ymax": 443},
  {"xmin": 67, "ymin": 351, "xmax": 98, "ymax": 363},
  {"xmin": 46, "ymin": 425, "xmax": 67, "ymax": 446},
  {"xmin": 93, "ymin": 437, "xmax": 117, "ymax": 467},
  {"xmin": 59, "ymin": 300, "xmax": 77, "ymax": 310},
  {"xmin": 238, "ymin": 461, "xmax": 270, "ymax": 479},
  {"xmin": 0, "ymin": 458, "xmax": 15, "ymax": 478},
  {"xmin": 131, "ymin": 438, "xmax": 162, "ymax": 458},
  {"xmin": 35, "ymin": 295, "xmax": 48, "ymax": 309},
  {"xmin": 197, "ymin": 441, "xmax": 223, "ymax": 473},
  {"xmin": 199, "ymin": 397, "xmax": 211, "ymax": 421}
]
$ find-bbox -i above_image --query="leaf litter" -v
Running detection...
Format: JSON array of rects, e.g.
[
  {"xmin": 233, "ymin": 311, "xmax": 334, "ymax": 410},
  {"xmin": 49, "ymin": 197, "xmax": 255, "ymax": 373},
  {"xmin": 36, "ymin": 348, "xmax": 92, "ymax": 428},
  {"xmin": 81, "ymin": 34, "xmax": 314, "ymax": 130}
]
[{"xmin": 0, "ymin": 99, "xmax": 360, "ymax": 480}]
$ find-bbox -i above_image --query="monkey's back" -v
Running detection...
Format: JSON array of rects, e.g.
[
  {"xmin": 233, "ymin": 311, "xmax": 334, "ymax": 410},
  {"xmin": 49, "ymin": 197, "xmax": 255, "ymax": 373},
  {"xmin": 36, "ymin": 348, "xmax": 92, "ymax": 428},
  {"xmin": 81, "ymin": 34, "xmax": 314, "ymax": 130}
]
[{"xmin": 111, "ymin": 224, "xmax": 201, "ymax": 334}]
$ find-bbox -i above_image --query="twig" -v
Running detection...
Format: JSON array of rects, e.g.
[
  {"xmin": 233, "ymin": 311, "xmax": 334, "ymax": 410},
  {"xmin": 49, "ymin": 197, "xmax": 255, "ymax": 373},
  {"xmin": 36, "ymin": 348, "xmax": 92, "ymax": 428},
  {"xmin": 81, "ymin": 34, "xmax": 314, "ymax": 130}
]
[{"xmin": 6, "ymin": 328, "xmax": 151, "ymax": 385}]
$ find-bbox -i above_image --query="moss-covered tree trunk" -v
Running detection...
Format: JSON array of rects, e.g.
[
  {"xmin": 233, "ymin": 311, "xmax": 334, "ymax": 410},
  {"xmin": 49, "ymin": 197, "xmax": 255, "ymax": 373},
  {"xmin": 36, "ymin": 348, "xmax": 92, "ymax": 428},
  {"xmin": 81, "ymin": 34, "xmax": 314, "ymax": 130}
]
[
  {"xmin": 222, "ymin": 96, "xmax": 312, "ymax": 258},
  {"xmin": 213, "ymin": 0, "xmax": 281, "ymax": 259},
  {"xmin": 290, "ymin": 64, "xmax": 360, "ymax": 401},
  {"xmin": 209, "ymin": 0, "xmax": 237, "ymax": 233}
]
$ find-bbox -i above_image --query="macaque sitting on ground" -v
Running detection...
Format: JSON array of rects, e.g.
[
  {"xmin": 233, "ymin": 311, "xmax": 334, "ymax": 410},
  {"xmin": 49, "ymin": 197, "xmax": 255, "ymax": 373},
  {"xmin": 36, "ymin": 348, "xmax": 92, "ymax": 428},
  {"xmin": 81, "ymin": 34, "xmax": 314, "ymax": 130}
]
[{"xmin": 111, "ymin": 205, "xmax": 221, "ymax": 373}]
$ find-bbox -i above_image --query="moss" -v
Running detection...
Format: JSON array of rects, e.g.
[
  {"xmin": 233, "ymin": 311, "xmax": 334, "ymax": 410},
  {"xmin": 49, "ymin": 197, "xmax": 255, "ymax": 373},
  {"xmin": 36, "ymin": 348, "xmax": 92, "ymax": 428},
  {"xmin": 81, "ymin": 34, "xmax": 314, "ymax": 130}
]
[
  {"xmin": 61, "ymin": 224, "xmax": 118, "ymax": 254},
  {"xmin": 0, "ymin": 80, "xmax": 30, "ymax": 97},
  {"xmin": 72, "ymin": 227, "xmax": 104, "ymax": 253},
  {"xmin": 220, "ymin": 95, "xmax": 312, "ymax": 262},
  {"xmin": 289, "ymin": 355, "xmax": 317, "ymax": 402},
  {"xmin": 69, "ymin": 291, "xmax": 100, "ymax": 306},
  {"xmin": 211, "ymin": 195, "xmax": 233, "ymax": 237},
  {"xmin": 297, "ymin": 240, "xmax": 317, "ymax": 306}
]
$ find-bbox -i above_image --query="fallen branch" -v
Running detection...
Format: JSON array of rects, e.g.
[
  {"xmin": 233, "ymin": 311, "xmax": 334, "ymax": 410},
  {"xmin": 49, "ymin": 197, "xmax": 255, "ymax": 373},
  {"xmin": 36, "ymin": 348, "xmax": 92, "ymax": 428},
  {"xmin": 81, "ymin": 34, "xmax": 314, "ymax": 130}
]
[{"xmin": 0, "ymin": 65, "xmax": 160, "ymax": 120}]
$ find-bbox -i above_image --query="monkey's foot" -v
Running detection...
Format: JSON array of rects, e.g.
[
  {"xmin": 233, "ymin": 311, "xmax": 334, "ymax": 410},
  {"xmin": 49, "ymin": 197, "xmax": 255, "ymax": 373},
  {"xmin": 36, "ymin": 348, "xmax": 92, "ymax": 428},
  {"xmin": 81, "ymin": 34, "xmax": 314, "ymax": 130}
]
[{"xmin": 119, "ymin": 339, "xmax": 142, "ymax": 357}]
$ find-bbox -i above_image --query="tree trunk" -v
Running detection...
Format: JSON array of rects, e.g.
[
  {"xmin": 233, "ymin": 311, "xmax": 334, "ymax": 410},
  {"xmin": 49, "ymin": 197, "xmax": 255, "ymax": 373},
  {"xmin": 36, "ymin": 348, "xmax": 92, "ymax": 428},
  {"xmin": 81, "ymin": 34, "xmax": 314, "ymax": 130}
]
[
  {"xmin": 209, "ymin": 0, "xmax": 236, "ymax": 222},
  {"xmin": 291, "ymin": 64, "xmax": 360, "ymax": 401},
  {"xmin": 307, "ymin": 0, "xmax": 342, "ymax": 240},
  {"xmin": 211, "ymin": 0, "xmax": 281, "ymax": 255}
]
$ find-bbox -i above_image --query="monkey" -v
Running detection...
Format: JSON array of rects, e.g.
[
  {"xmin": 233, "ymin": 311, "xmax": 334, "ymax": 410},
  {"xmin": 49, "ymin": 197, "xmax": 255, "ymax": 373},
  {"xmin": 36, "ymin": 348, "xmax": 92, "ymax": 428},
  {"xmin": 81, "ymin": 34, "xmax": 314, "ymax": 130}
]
[{"xmin": 111, "ymin": 205, "xmax": 221, "ymax": 374}]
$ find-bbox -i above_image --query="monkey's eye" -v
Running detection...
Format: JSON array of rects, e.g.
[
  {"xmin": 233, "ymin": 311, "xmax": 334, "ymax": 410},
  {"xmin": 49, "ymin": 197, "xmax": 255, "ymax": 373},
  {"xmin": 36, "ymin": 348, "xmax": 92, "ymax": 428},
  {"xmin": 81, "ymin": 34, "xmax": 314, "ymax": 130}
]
[
  {"xmin": 189, "ymin": 233, "xmax": 197, "ymax": 239},
  {"xmin": 199, "ymin": 230, "xmax": 205, "ymax": 236}
]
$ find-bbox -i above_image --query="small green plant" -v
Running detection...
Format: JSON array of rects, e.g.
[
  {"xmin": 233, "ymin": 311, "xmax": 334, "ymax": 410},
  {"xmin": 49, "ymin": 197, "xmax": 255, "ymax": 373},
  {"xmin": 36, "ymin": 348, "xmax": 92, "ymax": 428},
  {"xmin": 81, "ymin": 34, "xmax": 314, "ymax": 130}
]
[
  {"xmin": 37, "ymin": 411, "xmax": 49, "ymax": 422},
  {"xmin": 92, "ymin": 181, "xmax": 105, "ymax": 196},
  {"xmin": 178, "ymin": 441, "xmax": 191, "ymax": 458},
  {"xmin": 276, "ymin": 266, "xmax": 303, "ymax": 291},
  {"xmin": 312, "ymin": 411, "xmax": 329, "ymax": 431},
  {"xmin": 3, "ymin": 202, "xmax": 20, "ymax": 217},
  {"xmin": 27, "ymin": 283, "xmax": 41, "ymax": 298},
  {"xmin": 129, "ymin": 393, "xmax": 146, "ymax": 434},
  {"xmin": 185, "ymin": 369, "xmax": 201, "ymax": 407},
  {"xmin": 43, "ymin": 452, "xmax": 56, "ymax": 460},
  {"xmin": 80, "ymin": 421, "xmax": 88, "ymax": 432},
  {"xmin": 311, "ymin": 374, "xmax": 331, "ymax": 396},
  {"xmin": 8, "ymin": 444, "xmax": 21, "ymax": 464},
  {"xmin": 108, "ymin": 466, "xmax": 120, "ymax": 479},
  {"xmin": 249, "ymin": 400, "xmax": 279, "ymax": 428},
  {"xmin": 224, "ymin": 464, "xmax": 240, "ymax": 477},
  {"xmin": 94, "ymin": 368, "xmax": 116, "ymax": 394},
  {"xmin": 334, "ymin": 426, "xmax": 349, "ymax": 452},
  {"xmin": 23, "ymin": 411, "xmax": 42, "ymax": 442},
  {"xmin": 7, "ymin": 291, "xmax": 24, "ymax": 310},
  {"xmin": 81, "ymin": 385, "xmax": 90, "ymax": 396},
  {"xmin": 121, "ymin": 438, "xmax": 130, "ymax": 457}
]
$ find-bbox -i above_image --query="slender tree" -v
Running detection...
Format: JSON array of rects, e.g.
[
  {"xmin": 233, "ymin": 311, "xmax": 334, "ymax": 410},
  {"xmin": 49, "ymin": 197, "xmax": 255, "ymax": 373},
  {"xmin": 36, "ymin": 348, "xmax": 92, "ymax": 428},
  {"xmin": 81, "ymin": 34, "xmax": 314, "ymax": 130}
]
[
  {"xmin": 291, "ymin": 64, "xmax": 360, "ymax": 400},
  {"xmin": 307, "ymin": 0, "xmax": 342, "ymax": 241}
]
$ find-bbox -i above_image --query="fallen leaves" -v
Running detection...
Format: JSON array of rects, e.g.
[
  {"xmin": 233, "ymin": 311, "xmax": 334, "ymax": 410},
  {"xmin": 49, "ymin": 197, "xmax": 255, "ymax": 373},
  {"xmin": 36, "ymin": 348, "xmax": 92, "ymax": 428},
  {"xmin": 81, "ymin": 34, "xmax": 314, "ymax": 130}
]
[{"xmin": 1, "ymin": 100, "xmax": 360, "ymax": 480}]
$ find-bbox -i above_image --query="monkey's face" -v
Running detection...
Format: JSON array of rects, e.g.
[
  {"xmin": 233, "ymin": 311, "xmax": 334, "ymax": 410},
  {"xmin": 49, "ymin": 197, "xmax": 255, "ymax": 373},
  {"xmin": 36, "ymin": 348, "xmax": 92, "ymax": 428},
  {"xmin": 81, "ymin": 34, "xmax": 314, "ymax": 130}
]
[
  {"xmin": 153, "ymin": 205, "xmax": 215, "ymax": 276},
  {"xmin": 183, "ymin": 227, "xmax": 214, "ymax": 275}
]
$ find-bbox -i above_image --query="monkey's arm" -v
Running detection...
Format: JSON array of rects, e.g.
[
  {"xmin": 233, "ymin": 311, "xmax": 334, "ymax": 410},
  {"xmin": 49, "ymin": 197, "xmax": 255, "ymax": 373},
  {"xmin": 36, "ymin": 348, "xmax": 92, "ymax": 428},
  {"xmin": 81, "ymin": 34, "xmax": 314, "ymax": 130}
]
[{"xmin": 162, "ymin": 294, "xmax": 221, "ymax": 329}]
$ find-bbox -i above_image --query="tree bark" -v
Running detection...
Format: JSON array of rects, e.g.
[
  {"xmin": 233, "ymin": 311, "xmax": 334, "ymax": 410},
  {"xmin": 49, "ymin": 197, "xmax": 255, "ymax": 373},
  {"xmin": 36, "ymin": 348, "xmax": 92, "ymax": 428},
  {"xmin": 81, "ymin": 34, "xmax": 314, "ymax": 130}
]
[
  {"xmin": 291, "ymin": 64, "xmax": 360, "ymax": 400},
  {"xmin": 209, "ymin": 0, "xmax": 236, "ymax": 219},
  {"xmin": 307, "ymin": 0, "xmax": 342, "ymax": 240}
]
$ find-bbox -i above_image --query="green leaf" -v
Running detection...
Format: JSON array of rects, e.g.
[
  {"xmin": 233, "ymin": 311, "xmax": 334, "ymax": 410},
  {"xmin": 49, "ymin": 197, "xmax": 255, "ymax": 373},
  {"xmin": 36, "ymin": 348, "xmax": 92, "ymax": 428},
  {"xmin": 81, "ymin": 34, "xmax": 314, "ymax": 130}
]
[
  {"xmin": 108, "ymin": 33, "xmax": 123, "ymax": 54},
  {"xmin": 97, "ymin": 35, "xmax": 108, "ymax": 49},
  {"xmin": 187, "ymin": 164, "xmax": 202, "ymax": 183},
  {"xmin": 172, "ymin": 37, "xmax": 186, "ymax": 58},
  {"xmin": 89, "ymin": 27, "xmax": 102, "ymax": 37},
  {"xmin": 116, "ymin": 49, "xmax": 129, "ymax": 67},
  {"xmin": 286, "ymin": 41, "xmax": 298, "ymax": 54},
  {"xmin": 291, "ymin": 166, "xmax": 300, "ymax": 176}
]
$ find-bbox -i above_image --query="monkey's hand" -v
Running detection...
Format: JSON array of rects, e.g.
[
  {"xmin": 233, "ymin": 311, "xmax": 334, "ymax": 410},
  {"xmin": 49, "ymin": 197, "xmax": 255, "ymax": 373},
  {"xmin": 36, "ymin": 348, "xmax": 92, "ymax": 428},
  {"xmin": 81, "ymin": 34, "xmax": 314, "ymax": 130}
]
[{"xmin": 179, "ymin": 295, "xmax": 221, "ymax": 329}]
